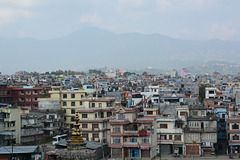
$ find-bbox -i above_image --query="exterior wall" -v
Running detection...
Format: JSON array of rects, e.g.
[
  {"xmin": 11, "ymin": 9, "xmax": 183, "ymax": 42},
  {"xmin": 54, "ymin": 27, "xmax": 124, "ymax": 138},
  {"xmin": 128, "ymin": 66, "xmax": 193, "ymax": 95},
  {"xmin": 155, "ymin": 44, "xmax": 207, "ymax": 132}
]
[
  {"xmin": 11, "ymin": 87, "xmax": 51, "ymax": 110},
  {"xmin": 39, "ymin": 86, "xmax": 85, "ymax": 129},
  {"xmin": 0, "ymin": 107, "xmax": 21, "ymax": 144},
  {"xmin": 184, "ymin": 133, "xmax": 201, "ymax": 143}
]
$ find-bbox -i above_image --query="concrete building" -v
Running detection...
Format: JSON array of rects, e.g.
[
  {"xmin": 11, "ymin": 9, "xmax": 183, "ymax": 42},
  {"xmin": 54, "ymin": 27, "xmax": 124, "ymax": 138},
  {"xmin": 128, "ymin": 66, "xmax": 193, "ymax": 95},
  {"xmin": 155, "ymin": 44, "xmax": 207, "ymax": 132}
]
[
  {"xmin": 38, "ymin": 86, "xmax": 85, "ymax": 130},
  {"xmin": 0, "ymin": 105, "xmax": 21, "ymax": 145},
  {"xmin": 184, "ymin": 106, "xmax": 217, "ymax": 155},
  {"xmin": 227, "ymin": 105, "xmax": 240, "ymax": 155},
  {"xmin": 157, "ymin": 105, "xmax": 188, "ymax": 155},
  {"xmin": 77, "ymin": 96, "xmax": 115, "ymax": 143},
  {"xmin": 108, "ymin": 106, "xmax": 157, "ymax": 160},
  {"xmin": 21, "ymin": 112, "xmax": 44, "ymax": 144}
]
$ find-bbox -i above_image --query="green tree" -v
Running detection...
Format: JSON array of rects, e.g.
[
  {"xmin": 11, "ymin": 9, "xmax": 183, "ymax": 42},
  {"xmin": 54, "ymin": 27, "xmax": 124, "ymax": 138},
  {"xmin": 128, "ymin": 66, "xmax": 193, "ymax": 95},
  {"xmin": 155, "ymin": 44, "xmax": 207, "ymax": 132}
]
[{"xmin": 142, "ymin": 71, "xmax": 148, "ymax": 75}]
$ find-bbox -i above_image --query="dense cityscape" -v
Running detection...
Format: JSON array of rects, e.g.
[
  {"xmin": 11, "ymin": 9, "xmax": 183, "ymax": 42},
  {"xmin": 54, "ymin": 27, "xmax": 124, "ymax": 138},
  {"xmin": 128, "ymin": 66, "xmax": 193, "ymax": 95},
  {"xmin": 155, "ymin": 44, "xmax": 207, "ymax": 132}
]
[{"xmin": 0, "ymin": 68, "xmax": 239, "ymax": 159}]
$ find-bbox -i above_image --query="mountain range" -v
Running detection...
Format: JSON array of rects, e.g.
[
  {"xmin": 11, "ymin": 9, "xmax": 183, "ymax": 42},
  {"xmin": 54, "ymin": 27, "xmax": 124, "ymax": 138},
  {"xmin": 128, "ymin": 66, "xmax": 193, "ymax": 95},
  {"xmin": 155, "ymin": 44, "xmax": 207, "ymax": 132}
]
[{"xmin": 1, "ymin": 27, "xmax": 240, "ymax": 74}]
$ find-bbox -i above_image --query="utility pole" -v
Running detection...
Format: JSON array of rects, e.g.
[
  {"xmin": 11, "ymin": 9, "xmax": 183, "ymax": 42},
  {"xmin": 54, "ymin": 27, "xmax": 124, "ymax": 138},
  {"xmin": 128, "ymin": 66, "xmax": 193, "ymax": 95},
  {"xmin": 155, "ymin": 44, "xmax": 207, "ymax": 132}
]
[{"xmin": 159, "ymin": 130, "xmax": 161, "ymax": 160}]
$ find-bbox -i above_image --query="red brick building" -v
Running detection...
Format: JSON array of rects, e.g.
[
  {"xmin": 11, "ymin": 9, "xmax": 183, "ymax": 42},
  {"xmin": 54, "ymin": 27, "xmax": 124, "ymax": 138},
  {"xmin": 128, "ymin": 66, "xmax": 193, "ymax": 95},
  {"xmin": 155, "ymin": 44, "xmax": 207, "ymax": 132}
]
[{"xmin": 0, "ymin": 84, "xmax": 50, "ymax": 110}]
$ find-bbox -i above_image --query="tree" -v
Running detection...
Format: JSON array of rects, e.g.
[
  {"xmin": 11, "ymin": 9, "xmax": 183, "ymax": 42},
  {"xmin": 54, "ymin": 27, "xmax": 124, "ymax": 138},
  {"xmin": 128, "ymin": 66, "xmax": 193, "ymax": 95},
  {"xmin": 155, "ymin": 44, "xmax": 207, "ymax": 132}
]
[
  {"xmin": 142, "ymin": 71, "xmax": 148, "ymax": 75},
  {"xmin": 199, "ymin": 84, "xmax": 205, "ymax": 102}
]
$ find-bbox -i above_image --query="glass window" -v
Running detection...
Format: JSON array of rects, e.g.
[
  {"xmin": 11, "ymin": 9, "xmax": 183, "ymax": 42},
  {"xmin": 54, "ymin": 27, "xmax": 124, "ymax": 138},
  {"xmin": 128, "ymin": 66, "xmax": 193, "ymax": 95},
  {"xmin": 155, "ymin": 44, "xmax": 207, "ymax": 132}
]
[
  {"xmin": 82, "ymin": 124, "xmax": 88, "ymax": 128},
  {"xmin": 63, "ymin": 94, "xmax": 67, "ymax": 98},
  {"xmin": 71, "ymin": 94, "xmax": 75, "ymax": 98},
  {"xmin": 130, "ymin": 149, "xmax": 140, "ymax": 158},
  {"xmin": 82, "ymin": 114, "xmax": 87, "ymax": 118},
  {"xmin": 71, "ymin": 102, "xmax": 75, "ymax": 106}
]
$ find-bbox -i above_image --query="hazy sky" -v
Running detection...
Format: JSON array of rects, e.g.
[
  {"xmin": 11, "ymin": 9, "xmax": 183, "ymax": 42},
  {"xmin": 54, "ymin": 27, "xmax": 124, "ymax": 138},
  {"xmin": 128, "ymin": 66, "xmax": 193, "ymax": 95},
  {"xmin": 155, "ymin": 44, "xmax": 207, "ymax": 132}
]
[{"xmin": 0, "ymin": 0, "xmax": 239, "ymax": 41}]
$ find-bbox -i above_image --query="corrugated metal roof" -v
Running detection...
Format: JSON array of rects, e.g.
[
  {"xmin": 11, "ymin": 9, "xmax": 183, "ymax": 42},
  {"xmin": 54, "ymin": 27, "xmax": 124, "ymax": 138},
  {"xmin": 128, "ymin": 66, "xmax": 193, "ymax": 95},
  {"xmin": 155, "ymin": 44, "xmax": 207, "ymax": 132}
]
[
  {"xmin": 0, "ymin": 146, "xmax": 38, "ymax": 154},
  {"xmin": 0, "ymin": 131, "xmax": 23, "ymax": 135}
]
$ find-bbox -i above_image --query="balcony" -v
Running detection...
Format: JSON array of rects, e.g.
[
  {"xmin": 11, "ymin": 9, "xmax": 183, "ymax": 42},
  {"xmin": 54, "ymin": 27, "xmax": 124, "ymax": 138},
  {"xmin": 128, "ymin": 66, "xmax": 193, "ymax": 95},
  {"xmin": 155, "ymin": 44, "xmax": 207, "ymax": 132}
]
[
  {"xmin": 139, "ymin": 130, "xmax": 147, "ymax": 136},
  {"xmin": 123, "ymin": 142, "xmax": 139, "ymax": 147},
  {"xmin": 157, "ymin": 139, "xmax": 173, "ymax": 144},
  {"xmin": 123, "ymin": 130, "xmax": 138, "ymax": 136}
]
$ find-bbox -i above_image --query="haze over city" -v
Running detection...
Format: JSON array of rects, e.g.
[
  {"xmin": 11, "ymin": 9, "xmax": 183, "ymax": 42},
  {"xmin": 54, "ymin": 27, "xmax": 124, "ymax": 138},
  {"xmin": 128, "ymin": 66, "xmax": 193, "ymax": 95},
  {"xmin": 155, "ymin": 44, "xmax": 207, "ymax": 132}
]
[{"xmin": 0, "ymin": 0, "xmax": 240, "ymax": 74}]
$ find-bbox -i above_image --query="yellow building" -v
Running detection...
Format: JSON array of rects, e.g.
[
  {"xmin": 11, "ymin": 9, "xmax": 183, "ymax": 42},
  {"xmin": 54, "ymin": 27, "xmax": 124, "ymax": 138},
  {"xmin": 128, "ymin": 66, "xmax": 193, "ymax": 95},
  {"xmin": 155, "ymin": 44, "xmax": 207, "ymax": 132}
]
[
  {"xmin": 77, "ymin": 97, "xmax": 115, "ymax": 143},
  {"xmin": 0, "ymin": 106, "xmax": 21, "ymax": 145},
  {"xmin": 38, "ymin": 86, "xmax": 85, "ymax": 130}
]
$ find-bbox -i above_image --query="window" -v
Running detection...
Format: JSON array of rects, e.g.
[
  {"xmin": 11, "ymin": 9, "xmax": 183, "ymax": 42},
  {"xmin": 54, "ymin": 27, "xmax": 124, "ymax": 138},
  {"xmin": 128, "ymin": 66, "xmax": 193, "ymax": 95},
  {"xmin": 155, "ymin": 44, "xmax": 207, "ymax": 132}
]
[
  {"xmin": 232, "ymin": 123, "xmax": 239, "ymax": 129},
  {"xmin": 160, "ymin": 135, "xmax": 167, "ymax": 140},
  {"xmin": 142, "ymin": 137, "xmax": 149, "ymax": 143},
  {"xmin": 34, "ymin": 90, "xmax": 38, "ymax": 94},
  {"xmin": 63, "ymin": 102, "xmax": 67, "ymax": 106},
  {"xmin": 0, "ymin": 91, "xmax": 2, "ymax": 95},
  {"xmin": 71, "ymin": 117, "xmax": 75, "ymax": 121},
  {"xmin": 71, "ymin": 109, "xmax": 75, "ymax": 114},
  {"xmin": 188, "ymin": 133, "xmax": 198, "ymax": 140},
  {"xmin": 92, "ymin": 124, "xmax": 99, "ymax": 128},
  {"xmin": 19, "ymin": 91, "xmax": 24, "ymax": 95},
  {"xmin": 118, "ymin": 113, "xmax": 125, "ymax": 119},
  {"xmin": 71, "ymin": 101, "xmax": 75, "ymax": 106},
  {"xmin": 99, "ymin": 103, "xmax": 102, "ymax": 107},
  {"xmin": 92, "ymin": 103, "xmax": 95, "ymax": 107},
  {"xmin": 169, "ymin": 135, "xmax": 172, "ymax": 140},
  {"xmin": 82, "ymin": 114, "xmax": 87, "ymax": 118},
  {"xmin": 19, "ymin": 97, "xmax": 24, "ymax": 102},
  {"xmin": 147, "ymin": 111, "xmax": 153, "ymax": 115},
  {"xmin": 63, "ymin": 94, "xmax": 67, "ymax": 98},
  {"xmin": 113, "ymin": 127, "xmax": 120, "ymax": 132},
  {"xmin": 80, "ymin": 101, "xmax": 82, "ymax": 105},
  {"xmin": 192, "ymin": 111, "xmax": 198, "ymax": 116},
  {"xmin": 233, "ymin": 134, "xmax": 239, "ymax": 140},
  {"xmin": 209, "ymin": 90, "xmax": 214, "ymax": 94},
  {"xmin": 81, "ymin": 95, "xmax": 83, "ymax": 98},
  {"xmin": 130, "ymin": 149, "xmax": 139, "ymax": 158},
  {"xmin": 113, "ymin": 138, "xmax": 121, "ymax": 143},
  {"xmin": 26, "ymin": 91, "xmax": 31, "ymax": 95},
  {"xmin": 71, "ymin": 94, "xmax": 75, "ymax": 98},
  {"xmin": 160, "ymin": 124, "xmax": 168, "ymax": 129},
  {"xmin": 25, "ymin": 98, "xmax": 31, "ymax": 102},
  {"xmin": 95, "ymin": 113, "xmax": 97, "ymax": 118},
  {"xmin": 33, "ymin": 97, "xmax": 38, "ymax": 102},
  {"xmin": 130, "ymin": 138, "xmax": 137, "ymax": 142},
  {"xmin": 82, "ymin": 124, "xmax": 88, "ymax": 128},
  {"xmin": 204, "ymin": 134, "xmax": 211, "ymax": 140},
  {"xmin": 64, "ymin": 109, "xmax": 66, "ymax": 113},
  {"xmin": 180, "ymin": 112, "xmax": 187, "ymax": 116},
  {"xmin": 82, "ymin": 133, "xmax": 88, "ymax": 138},
  {"xmin": 93, "ymin": 133, "xmax": 99, "ymax": 138},
  {"xmin": 107, "ymin": 112, "xmax": 112, "ymax": 117},
  {"xmin": 174, "ymin": 135, "xmax": 181, "ymax": 141}
]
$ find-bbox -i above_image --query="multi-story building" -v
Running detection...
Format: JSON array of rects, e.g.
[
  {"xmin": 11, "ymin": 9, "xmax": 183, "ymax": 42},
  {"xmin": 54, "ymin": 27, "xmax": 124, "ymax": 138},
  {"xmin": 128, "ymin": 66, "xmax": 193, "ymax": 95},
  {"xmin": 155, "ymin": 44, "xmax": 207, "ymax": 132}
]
[
  {"xmin": 0, "ymin": 105, "xmax": 21, "ymax": 145},
  {"xmin": 11, "ymin": 86, "xmax": 51, "ymax": 110},
  {"xmin": 38, "ymin": 85, "xmax": 77, "ymax": 131},
  {"xmin": 108, "ymin": 106, "xmax": 157, "ymax": 159},
  {"xmin": 227, "ymin": 105, "xmax": 240, "ymax": 155},
  {"xmin": 77, "ymin": 96, "xmax": 115, "ymax": 143},
  {"xmin": 157, "ymin": 105, "xmax": 188, "ymax": 155},
  {"xmin": 21, "ymin": 112, "xmax": 44, "ymax": 144},
  {"xmin": 184, "ymin": 106, "xmax": 217, "ymax": 155},
  {"xmin": 0, "ymin": 84, "xmax": 51, "ymax": 110},
  {"xmin": 0, "ymin": 84, "xmax": 13, "ymax": 104}
]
